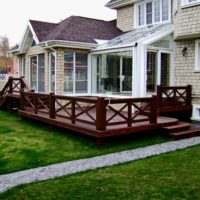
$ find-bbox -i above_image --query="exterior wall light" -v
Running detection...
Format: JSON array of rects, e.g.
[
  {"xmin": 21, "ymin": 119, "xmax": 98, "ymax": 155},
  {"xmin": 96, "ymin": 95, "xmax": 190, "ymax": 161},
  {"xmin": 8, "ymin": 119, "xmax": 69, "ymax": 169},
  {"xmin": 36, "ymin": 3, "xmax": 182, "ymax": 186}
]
[{"xmin": 182, "ymin": 47, "xmax": 187, "ymax": 57}]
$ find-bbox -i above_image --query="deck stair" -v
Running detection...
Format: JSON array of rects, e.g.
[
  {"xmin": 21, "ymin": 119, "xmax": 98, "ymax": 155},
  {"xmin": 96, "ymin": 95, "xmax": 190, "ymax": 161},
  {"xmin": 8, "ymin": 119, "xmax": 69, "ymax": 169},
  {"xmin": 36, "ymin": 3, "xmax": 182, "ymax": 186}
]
[{"xmin": 162, "ymin": 121, "xmax": 200, "ymax": 139}]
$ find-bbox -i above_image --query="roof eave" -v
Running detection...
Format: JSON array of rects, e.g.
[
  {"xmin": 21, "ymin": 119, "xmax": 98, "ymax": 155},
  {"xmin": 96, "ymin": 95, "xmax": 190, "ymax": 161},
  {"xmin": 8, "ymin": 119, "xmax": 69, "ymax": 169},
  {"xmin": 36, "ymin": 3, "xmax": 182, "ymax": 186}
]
[
  {"xmin": 39, "ymin": 40, "xmax": 98, "ymax": 50},
  {"xmin": 106, "ymin": 0, "xmax": 137, "ymax": 9}
]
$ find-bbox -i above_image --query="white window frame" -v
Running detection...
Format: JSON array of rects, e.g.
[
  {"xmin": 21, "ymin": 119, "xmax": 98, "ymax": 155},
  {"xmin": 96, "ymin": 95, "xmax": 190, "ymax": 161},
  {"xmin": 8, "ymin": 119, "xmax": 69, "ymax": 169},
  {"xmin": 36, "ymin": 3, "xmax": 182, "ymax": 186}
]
[
  {"xmin": 181, "ymin": 0, "xmax": 200, "ymax": 7},
  {"xmin": 195, "ymin": 40, "xmax": 200, "ymax": 72},
  {"xmin": 134, "ymin": 0, "xmax": 171, "ymax": 28}
]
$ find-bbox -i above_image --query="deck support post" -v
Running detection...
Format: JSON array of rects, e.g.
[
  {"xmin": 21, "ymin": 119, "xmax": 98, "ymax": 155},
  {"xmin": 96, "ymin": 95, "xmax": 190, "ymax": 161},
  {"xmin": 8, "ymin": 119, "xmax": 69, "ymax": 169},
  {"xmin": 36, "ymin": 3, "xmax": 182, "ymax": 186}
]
[
  {"xmin": 20, "ymin": 92, "xmax": 24, "ymax": 110},
  {"xmin": 49, "ymin": 93, "xmax": 55, "ymax": 119},
  {"xmin": 8, "ymin": 77, "xmax": 13, "ymax": 94},
  {"xmin": 128, "ymin": 100, "xmax": 132, "ymax": 127},
  {"xmin": 96, "ymin": 138, "xmax": 106, "ymax": 146},
  {"xmin": 33, "ymin": 92, "xmax": 38, "ymax": 114},
  {"xmin": 96, "ymin": 97, "xmax": 106, "ymax": 131},
  {"xmin": 71, "ymin": 99, "xmax": 75, "ymax": 124},
  {"xmin": 150, "ymin": 95, "xmax": 158, "ymax": 124},
  {"xmin": 186, "ymin": 85, "xmax": 192, "ymax": 106}
]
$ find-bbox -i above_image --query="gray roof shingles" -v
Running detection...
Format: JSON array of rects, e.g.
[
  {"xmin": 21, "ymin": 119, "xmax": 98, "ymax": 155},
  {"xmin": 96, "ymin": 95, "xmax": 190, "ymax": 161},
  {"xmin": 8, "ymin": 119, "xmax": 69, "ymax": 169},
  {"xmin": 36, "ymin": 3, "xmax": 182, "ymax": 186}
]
[{"xmin": 29, "ymin": 16, "xmax": 123, "ymax": 44}]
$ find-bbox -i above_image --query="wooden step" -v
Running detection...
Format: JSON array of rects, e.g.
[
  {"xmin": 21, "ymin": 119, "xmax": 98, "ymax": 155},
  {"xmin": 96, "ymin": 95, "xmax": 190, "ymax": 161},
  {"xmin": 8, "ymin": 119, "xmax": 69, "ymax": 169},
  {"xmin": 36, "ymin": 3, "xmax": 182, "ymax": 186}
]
[
  {"xmin": 162, "ymin": 122, "xmax": 191, "ymax": 133},
  {"xmin": 165, "ymin": 126, "xmax": 200, "ymax": 140}
]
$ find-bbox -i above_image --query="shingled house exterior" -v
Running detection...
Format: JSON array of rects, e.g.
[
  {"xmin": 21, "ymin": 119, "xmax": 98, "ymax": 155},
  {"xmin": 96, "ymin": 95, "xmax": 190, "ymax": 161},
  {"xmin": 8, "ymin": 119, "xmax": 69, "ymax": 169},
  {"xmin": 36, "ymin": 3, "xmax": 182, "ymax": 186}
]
[{"xmin": 12, "ymin": 0, "xmax": 200, "ymax": 120}]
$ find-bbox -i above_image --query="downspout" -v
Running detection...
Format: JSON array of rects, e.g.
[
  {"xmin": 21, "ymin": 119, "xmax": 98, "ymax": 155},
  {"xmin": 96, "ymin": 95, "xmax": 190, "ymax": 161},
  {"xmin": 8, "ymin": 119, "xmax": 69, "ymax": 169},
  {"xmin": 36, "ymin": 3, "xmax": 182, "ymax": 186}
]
[{"xmin": 45, "ymin": 42, "xmax": 57, "ymax": 94}]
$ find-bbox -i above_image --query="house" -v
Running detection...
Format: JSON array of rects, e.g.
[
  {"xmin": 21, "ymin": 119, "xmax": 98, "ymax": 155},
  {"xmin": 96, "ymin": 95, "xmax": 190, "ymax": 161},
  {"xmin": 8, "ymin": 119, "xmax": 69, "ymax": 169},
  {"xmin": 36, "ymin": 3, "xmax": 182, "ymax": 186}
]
[{"xmin": 12, "ymin": 0, "xmax": 200, "ymax": 120}]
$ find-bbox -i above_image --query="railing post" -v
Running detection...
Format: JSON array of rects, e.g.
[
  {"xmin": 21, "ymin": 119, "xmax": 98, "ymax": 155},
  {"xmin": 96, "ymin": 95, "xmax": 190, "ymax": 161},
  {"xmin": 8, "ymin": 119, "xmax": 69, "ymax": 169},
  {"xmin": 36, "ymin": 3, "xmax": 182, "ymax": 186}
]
[
  {"xmin": 8, "ymin": 77, "xmax": 13, "ymax": 94},
  {"xmin": 173, "ymin": 88, "xmax": 177, "ymax": 107},
  {"xmin": 128, "ymin": 100, "xmax": 132, "ymax": 127},
  {"xmin": 157, "ymin": 85, "xmax": 162, "ymax": 108},
  {"xmin": 20, "ymin": 91, "xmax": 25, "ymax": 110},
  {"xmin": 96, "ymin": 97, "xmax": 106, "ymax": 131},
  {"xmin": 33, "ymin": 92, "xmax": 37, "ymax": 114},
  {"xmin": 186, "ymin": 85, "xmax": 192, "ymax": 106},
  {"xmin": 150, "ymin": 95, "xmax": 158, "ymax": 124},
  {"xmin": 49, "ymin": 93, "xmax": 55, "ymax": 119},
  {"xmin": 71, "ymin": 99, "xmax": 75, "ymax": 124}
]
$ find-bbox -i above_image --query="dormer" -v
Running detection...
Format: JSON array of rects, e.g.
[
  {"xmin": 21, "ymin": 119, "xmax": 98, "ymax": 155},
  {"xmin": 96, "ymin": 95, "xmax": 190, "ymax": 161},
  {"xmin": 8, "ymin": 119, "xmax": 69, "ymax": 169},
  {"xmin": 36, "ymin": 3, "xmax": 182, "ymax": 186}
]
[{"xmin": 106, "ymin": 0, "xmax": 171, "ymax": 31}]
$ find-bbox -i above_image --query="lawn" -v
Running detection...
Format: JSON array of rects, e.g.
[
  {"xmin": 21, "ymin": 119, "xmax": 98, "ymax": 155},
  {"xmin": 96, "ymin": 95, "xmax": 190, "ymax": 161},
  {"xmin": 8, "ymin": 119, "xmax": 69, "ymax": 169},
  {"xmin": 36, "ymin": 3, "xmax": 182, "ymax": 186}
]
[
  {"xmin": 0, "ymin": 110, "xmax": 170, "ymax": 175},
  {"xmin": 1, "ymin": 144, "xmax": 200, "ymax": 200}
]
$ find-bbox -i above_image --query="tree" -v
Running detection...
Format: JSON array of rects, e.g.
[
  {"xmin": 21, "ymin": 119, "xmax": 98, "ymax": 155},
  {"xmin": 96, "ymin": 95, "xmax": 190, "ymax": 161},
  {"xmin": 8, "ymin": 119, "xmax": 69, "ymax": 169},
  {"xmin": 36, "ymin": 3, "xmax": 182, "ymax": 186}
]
[{"xmin": 0, "ymin": 36, "xmax": 12, "ymax": 73}]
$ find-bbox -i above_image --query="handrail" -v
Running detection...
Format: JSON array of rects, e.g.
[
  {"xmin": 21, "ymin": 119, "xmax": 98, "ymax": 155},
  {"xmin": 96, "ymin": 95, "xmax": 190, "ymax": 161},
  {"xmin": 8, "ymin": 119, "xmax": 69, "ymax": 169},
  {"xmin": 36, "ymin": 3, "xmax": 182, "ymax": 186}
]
[
  {"xmin": 157, "ymin": 85, "xmax": 192, "ymax": 109},
  {"xmin": 20, "ymin": 91, "xmax": 158, "ymax": 131}
]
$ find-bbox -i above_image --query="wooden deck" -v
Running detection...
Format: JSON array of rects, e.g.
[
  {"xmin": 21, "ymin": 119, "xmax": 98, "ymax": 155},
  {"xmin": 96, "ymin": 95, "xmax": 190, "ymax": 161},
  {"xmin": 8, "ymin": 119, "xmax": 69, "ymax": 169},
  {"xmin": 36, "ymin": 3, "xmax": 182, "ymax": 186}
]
[{"xmin": 0, "ymin": 77, "xmax": 196, "ymax": 144}]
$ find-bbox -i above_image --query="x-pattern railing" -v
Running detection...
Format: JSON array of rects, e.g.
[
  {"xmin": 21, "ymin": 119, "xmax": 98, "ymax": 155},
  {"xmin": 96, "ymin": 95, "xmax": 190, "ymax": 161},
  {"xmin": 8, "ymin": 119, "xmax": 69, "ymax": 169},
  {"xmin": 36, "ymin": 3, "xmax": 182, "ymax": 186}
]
[{"xmin": 157, "ymin": 85, "xmax": 192, "ymax": 109}]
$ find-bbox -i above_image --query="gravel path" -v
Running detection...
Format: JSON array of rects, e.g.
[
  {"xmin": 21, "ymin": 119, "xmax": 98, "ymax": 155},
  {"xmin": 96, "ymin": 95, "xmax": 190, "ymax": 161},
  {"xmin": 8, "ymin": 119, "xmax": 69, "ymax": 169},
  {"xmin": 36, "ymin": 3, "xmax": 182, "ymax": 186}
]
[{"xmin": 1, "ymin": 136, "xmax": 200, "ymax": 193}]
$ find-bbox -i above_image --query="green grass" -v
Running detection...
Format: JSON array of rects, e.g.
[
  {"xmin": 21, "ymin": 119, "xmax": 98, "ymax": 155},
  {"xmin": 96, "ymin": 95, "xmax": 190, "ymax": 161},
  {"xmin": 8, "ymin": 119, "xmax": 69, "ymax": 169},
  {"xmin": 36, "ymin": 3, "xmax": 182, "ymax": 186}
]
[
  {"xmin": 0, "ymin": 110, "xmax": 170, "ymax": 175},
  {"xmin": 1, "ymin": 145, "xmax": 200, "ymax": 200}
]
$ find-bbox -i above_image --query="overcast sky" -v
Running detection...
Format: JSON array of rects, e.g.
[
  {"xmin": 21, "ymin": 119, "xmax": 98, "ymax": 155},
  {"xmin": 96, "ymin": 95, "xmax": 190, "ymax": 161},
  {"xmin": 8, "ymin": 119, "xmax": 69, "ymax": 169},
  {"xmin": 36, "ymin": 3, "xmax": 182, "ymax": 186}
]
[{"xmin": 0, "ymin": 0, "xmax": 116, "ymax": 46}]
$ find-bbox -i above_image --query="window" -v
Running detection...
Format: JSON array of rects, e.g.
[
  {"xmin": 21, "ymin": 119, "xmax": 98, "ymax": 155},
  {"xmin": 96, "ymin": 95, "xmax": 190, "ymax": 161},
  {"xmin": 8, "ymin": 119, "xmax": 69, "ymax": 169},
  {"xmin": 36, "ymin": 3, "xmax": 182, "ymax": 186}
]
[
  {"xmin": 20, "ymin": 57, "xmax": 26, "ymax": 76},
  {"xmin": 137, "ymin": 0, "xmax": 170, "ymax": 27},
  {"xmin": 181, "ymin": 0, "xmax": 200, "ymax": 6},
  {"xmin": 195, "ymin": 40, "xmax": 200, "ymax": 71},
  {"xmin": 64, "ymin": 52, "xmax": 88, "ymax": 94},
  {"xmin": 30, "ymin": 54, "xmax": 45, "ymax": 92}
]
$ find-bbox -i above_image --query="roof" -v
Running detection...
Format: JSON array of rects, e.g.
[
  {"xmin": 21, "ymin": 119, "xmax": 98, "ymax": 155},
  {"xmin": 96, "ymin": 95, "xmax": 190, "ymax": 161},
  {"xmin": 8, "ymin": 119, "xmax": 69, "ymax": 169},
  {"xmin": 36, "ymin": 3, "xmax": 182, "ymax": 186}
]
[
  {"xmin": 29, "ymin": 20, "xmax": 57, "ymax": 42},
  {"xmin": 94, "ymin": 23, "xmax": 173, "ymax": 51},
  {"xmin": 29, "ymin": 16, "xmax": 123, "ymax": 44}
]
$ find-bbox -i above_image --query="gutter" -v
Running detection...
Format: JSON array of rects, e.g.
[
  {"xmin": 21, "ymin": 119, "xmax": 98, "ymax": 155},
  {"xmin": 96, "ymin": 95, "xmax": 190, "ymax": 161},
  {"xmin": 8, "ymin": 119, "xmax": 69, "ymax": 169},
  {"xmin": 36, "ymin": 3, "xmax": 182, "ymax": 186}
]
[
  {"xmin": 40, "ymin": 40, "xmax": 97, "ymax": 50},
  {"xmin": 106, "ymin": 0, "xmax": 138, "ymax": 9}
]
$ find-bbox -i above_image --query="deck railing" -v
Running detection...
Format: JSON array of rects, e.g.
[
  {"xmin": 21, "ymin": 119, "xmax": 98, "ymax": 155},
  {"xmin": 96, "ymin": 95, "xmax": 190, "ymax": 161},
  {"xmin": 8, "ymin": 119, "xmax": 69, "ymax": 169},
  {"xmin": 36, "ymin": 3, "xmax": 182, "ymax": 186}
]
[
  {"xmin": 0, "ymin": 77, "xmax": 30, "ymax": 105},
  {"xmin": 157, "ymin": 85, "xmax": 192, "ymax": 111},
  {"xmin": 20, "ymin": 92, "xmax": 158, "ymax": 131}
]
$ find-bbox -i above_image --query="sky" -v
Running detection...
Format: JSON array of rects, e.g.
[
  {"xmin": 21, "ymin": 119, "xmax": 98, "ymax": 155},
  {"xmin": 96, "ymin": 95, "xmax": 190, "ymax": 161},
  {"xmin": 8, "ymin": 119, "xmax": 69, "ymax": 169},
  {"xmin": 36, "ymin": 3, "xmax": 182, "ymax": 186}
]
[{"xmin": 0, "ymin": 0, "xmax": 116, "ymax": 46}]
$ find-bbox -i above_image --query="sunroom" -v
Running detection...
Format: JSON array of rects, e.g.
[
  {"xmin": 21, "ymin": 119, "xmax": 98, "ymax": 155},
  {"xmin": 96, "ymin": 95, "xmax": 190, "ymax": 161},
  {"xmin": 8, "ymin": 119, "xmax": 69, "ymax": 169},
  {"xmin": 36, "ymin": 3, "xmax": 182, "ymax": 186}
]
[{"xmin": 91, "ymin": 23, "xmax": 174, "ymax": 98}]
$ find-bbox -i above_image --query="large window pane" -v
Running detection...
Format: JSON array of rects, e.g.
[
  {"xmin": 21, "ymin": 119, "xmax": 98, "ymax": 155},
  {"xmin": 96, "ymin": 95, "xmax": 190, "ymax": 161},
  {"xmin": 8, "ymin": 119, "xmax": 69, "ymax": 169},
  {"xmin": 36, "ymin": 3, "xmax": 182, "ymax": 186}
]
[
  {"xmin": 139, "ymin": 4, "xmax": 145, "ymax": 26},
  {"xmin": 50, "ymin": 53, "xmax": 55, "ymax": 93},
  {"xmin": 64, "ymin": 52, "xmax": 73, "ymax": 93},
  {"xmin": 75, "ymin": 53, "xmax": 88, "ymax": 93},
  {"xmin": 122, "ymin": 58, "xmax": 132, "ymax": 91},
  {"xmin": 146, "ymin": 2, "xmax": 153, "ymax": 25},
  {"xmin": 161, "ymin": 53, "xmax": 170, "ymax": 86},
  {"xmin": 106, "ymin": 55, "xmax": 120, "ymax": 93},
  {"xmin": 30, "ymin": 56, "xmax": 37, "ymax": 90},
  {"xmin": 162, "ymin": 0, "xmax": 169, "ymax": 21},
  {"xmin": 38, "ymin": 54, "xmax": 45, "ymax": 92},
  {"xmin": 147, "ymin": 52, "xmax": 157, "ymax": 93},
  {"xmin": 154, "ymin": 0, "xmax": 160, "ymax": 23}
]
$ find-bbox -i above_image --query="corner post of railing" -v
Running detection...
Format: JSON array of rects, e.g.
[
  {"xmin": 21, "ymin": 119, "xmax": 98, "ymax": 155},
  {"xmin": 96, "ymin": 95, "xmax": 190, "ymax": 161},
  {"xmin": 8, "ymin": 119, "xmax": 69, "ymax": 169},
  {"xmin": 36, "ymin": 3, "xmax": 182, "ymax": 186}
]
[
  {"xmin": 150, "ymin": 95, "xmax": 158, "ymax": 124},
  {"xmin": 20, "ymin": 91, "xmax": 25, "ymax": 110},
  {"xmin": 71, "ymin": 99, "xmax": 76, "ymax": 124},
  {"xmin": 96, "ymin": 97, "xmax": 106, "ymax": 131},
  {"xmin": 186, "ymin": 85, "xmax": 192, "ymax": 106},
  {"xmin": 20, "ymin": 76, "xmax": 25, "ymax": 92},
  {"xmin": 49, "ymin": 93, "xmax": 55, "ymax": 119},
  {"xmin": 157, "ymin": 85, "xmax": 162, "ymax": 108},
  {"xmin": 173, "ymin": 87, "xmax": 177, "ymax": 107},
  {"xmin": 128, "ymin": 99, "xmax": 132, "ymax": 127},
  {"xmin": 8, "ymin": 77, "xmax": 13, "ymax": 94},
  {"xmin": 32, "ymin": 90, "xmax": 37, "ymax": 114}
]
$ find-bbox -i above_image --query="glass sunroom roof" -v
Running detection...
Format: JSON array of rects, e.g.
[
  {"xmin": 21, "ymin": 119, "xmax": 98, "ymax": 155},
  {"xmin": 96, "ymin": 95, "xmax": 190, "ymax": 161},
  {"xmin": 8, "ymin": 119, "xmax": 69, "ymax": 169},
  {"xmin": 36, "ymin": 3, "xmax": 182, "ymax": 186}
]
[{"xmin": 94, "ymin": 23, "xmax": 173, "ymax": 51}]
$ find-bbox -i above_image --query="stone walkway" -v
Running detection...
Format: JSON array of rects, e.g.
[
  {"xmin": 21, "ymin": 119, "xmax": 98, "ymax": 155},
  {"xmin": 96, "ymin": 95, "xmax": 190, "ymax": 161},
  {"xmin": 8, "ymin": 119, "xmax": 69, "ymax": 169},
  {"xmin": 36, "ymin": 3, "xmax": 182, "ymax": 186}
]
[{"xmin": 1, "ymin": 136, "xmax": 200, "ymax": 193}]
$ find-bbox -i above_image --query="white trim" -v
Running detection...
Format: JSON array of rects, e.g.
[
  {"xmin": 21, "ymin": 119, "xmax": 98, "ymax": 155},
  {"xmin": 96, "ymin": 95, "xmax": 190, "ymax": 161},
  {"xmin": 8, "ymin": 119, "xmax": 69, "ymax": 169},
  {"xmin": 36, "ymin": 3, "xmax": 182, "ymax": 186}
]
[
  {"xmin": 181, "ymin": 0, "xmax": 200, "ymax": 7},
  {"xmin": 134, "ymin": 0, "xmax": 171, "ymax": 29},
  {"xmin": 191, "ymin": 104, "xmax": 200, "ymax": 121},
  {"xmin": 85, "ymin": 54, "xmax": 90, "ymax": 95},
  {"xmin": 195, "ymin": 39, "xmax": 200, "ymax": 71},
  {"xmin": 40, "ymin": 40, "xmax": 97, "ymax": 50}
]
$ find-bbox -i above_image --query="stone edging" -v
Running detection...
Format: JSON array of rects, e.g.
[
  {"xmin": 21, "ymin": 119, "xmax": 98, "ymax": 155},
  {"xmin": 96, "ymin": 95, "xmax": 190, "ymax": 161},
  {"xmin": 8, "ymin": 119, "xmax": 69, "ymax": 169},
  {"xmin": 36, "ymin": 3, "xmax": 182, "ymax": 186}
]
[{"xmin": 1, "ymin": 136, "xmax": 200, "ymax": 193}]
